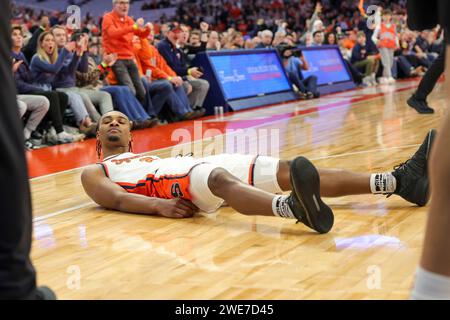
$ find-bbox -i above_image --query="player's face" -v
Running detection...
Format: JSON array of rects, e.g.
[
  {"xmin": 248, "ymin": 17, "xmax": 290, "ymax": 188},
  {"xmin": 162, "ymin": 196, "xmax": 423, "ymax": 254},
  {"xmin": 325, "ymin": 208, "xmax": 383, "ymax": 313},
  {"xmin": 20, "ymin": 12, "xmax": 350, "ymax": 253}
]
[{"xmin": 98, "ymin": 112, "xmax": 132, "ymax": 147}]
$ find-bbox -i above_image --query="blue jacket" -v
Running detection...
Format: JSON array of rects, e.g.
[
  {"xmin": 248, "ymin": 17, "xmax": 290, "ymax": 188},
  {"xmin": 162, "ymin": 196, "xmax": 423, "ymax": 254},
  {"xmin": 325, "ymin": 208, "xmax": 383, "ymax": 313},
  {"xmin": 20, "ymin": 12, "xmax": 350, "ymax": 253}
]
[
  {"xmin": 11, "ymin": 50, "xmax": 44, "ymax": 94},
  {"xmin": 53, "ymin": 50, "xmax": 89, "ymax": 88},
  {"xmin": 30, "ymin": 48, "xmax": 70, "ymax": 88},
  {"xmin": 351, "ymin": 43, "xmax": 368, "ymax": 64},
  {"xmin": 157, "ymin": 38, "xmax": 189, "ymax": 76}
]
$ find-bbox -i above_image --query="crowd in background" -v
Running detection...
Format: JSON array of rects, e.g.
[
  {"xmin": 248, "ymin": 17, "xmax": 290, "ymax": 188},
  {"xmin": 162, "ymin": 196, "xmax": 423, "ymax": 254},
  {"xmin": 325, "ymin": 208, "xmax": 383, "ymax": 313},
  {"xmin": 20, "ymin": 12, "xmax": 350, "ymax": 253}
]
[{"xmin": 9, "ymin": 0, "xmax": 445, "ymax": 150}]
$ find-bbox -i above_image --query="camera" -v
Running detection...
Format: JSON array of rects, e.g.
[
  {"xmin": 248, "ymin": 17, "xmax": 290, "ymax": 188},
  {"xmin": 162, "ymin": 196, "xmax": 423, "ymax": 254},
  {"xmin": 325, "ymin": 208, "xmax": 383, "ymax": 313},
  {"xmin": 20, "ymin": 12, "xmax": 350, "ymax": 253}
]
[{"xmin": 276, "ymin": 45, "xmax": 302, "ymax": 59}]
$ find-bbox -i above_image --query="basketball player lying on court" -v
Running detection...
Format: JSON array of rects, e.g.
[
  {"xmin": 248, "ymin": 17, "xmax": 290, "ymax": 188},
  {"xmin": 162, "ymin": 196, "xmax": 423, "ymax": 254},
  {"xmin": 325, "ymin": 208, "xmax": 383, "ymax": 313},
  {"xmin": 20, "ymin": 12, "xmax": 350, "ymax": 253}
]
[{"xmin": 81, "ymin": 111, "xmax": 435, "ymax": 234}]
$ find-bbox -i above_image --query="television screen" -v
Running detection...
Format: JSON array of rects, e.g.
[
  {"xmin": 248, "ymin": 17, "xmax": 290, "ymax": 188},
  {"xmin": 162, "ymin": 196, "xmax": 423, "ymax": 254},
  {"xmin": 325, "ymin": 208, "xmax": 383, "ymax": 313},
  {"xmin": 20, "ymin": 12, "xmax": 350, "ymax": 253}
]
[
  {"xmin": 208, "ymin": 51, "xmax": 292, "ymax": 100},
  {"xmin": 300, "ymin": 47, "xmax": 351, "ymax": 85}
]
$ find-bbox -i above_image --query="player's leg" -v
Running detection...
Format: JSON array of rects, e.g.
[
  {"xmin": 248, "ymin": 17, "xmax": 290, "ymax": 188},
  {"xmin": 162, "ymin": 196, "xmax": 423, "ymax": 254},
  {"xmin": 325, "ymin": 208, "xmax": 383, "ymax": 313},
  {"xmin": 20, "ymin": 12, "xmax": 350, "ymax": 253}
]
[
  {"xmin": 411, "ymin": 43, "xmax": 450, "ymax": 300},
  {"xmin": 277, "ymin": 161, "xmax": 371, "ymax": 196},
  {"xmin": 189, "ymin": 160, "xmax": 334, "ymax": 234},
  {"xmin": 275, "ymin": 129, "xmax": 435, "ymax": 206}
]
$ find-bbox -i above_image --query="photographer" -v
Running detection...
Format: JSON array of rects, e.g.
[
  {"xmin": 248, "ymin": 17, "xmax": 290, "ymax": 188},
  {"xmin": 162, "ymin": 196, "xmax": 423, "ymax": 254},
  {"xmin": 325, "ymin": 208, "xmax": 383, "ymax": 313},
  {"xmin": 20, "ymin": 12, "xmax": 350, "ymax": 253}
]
[{"xmin": 281, "ymin": 46, "xmax": 320, "ymax": 99}]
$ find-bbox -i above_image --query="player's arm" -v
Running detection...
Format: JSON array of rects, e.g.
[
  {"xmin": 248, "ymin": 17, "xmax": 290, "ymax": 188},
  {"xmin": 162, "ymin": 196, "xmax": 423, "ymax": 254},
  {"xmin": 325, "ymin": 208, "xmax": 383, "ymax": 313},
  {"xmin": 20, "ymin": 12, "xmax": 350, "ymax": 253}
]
[{"xmin": 81, "ymin": 165, "xmax": 197, "ymax": 218}]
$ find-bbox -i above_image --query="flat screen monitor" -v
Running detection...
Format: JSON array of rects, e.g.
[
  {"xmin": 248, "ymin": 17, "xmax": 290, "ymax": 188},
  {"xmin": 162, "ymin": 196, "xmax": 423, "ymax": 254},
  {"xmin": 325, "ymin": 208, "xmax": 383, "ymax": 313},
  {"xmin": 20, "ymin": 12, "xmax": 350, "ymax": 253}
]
[
  {"xmin": 208, "ymin": 50, "xmax": 292, "ymax": 101},
  {"xmin": 300, "ymin": 46, "xmax": 352, "ymax": 86}
]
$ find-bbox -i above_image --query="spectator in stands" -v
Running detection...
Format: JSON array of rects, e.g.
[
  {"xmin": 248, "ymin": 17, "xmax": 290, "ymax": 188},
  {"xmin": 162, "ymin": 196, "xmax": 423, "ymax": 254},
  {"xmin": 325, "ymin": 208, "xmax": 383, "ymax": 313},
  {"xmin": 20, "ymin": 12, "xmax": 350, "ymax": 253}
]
[
  {"xmin": 16, "ymin": 95, "xmax": 49, "ymax": 149},
  {"xmin": 325, "ymin": 32, "xmax": 337, "ymax": 45},
  {"xmin": 88, "ymin": 43, "xmax": 102, "ymax": 65},
  {"xmin": 351, "ymin": 32, "xmax": 379, "ymax": 86},
  {"xmin": 224, "ymin": 32, "xmax": 245, "ymax": 49},
  {"xmin": 51, "ymin": 26, "xmax": 114, "ymax": 119},
  {"xmin": 11, "ymin": 26, "xmax": 79, "ymax": 144},
  {"xmin": 76, "ymin": 50, "xmax": 158, "ymax": 129},
  {"xmin": 22, "ymin": 15, "xmax": 50, "ymax": 62},
  {"xmin": 272, "ymin": 31, "xmax": 287, "ymax": 47},
  {"xmin": 255, "ymin": 30, "xmax": 273, "ymax": 49},
  {"xmin": 158, "ymin": 23, "xmax": 208, "ymax": 114},
  {"xmin": 102, "ymin": 0, "xmax": 151, "ymax": 105},
  {"xmin": 132, "ymin": 33, "xmax": 201, "ymax": 121},
  {"xmin": 372, "ymin": 8, "xmax": 398, "ymax": 84},
  {"xmin": 300, "ymin": 2, "xmax": 323, "ymax": 44},
  {"xmin": 206, "ymin": 31, "xmax": 221, "ymax": 51},
  {"xmin": 282, "ymin": 46, "xmax": 320, "ymax": 99},
  {"xmin": 311, "ymin": 31, "xmax": 325, "ymax": 46},
  {"xmin": 184, "ymin": 22, "xmax": 209, "ymax": 56},
  {"xmin": 30, "ymin": 31, "xmax": 96, "ymax": 136},
  {"xmin": 413, "ymin": 30, "xmax": 435, "ymax": 65}
]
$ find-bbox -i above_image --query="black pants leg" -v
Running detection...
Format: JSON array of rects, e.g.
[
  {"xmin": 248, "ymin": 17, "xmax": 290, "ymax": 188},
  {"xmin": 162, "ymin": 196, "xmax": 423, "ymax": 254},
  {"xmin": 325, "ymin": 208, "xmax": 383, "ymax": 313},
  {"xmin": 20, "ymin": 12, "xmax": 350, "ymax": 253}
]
[
  {"xmin": 414, "ymin": 43, "xmax": 446, "ymax": 101},
  {"xmin": 29, "ymin": 91, "xmax": 68, "ymax": 133},
  {"xmin": 0, "ymin": 0, "xmax": 36, "ymax": 299}
]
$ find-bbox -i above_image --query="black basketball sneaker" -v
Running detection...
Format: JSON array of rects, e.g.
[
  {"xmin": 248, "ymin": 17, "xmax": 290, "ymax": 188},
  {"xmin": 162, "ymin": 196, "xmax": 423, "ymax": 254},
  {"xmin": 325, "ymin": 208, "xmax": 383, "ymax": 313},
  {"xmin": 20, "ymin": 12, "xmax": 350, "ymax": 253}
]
[
  {"xmin": 287, "ymin": 156, "xmax": 334, "ymax": 234},
  {"xmin": 389, "ymin": 129, "xmax": 436, "ymax": 206}
]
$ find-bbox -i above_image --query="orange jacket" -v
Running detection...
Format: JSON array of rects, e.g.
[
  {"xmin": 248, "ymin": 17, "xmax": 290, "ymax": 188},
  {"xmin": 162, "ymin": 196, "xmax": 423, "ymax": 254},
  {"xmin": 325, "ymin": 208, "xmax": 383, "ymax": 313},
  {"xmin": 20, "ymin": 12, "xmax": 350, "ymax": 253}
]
[
  {"xmin": 133, "ymin": 38, "xmax": 177, "ymax": 80},
  {"xmin": 106, "ymin": 38, "xmax": 177, "ymax": 85},
  {"xmin": 101, "ymin": 10, "xmax": 150, "ymax": 60}
]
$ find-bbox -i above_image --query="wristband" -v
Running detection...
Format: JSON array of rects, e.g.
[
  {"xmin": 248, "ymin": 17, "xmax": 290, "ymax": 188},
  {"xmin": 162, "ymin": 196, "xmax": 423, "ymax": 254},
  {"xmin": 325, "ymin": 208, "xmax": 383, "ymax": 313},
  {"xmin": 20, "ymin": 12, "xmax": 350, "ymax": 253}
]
[
  {"xmin": 133, "ymin": 24, "xmax": 138, "ymax": 30},
  {"xmin": 168, "ymin": 76, "xmax": 173, "ymax": 81}
]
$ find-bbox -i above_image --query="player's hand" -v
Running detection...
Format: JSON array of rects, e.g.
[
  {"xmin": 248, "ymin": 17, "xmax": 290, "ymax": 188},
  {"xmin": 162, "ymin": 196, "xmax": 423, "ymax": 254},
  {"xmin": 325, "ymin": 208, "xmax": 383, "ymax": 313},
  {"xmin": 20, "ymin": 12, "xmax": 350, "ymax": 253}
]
[
  {"xmin": 157, "ymin": 198, "xmax": 199, "ymax": 218},
  {"xmin": 189, "ymin": 67, "xmax": 203, "ymax": 78}
]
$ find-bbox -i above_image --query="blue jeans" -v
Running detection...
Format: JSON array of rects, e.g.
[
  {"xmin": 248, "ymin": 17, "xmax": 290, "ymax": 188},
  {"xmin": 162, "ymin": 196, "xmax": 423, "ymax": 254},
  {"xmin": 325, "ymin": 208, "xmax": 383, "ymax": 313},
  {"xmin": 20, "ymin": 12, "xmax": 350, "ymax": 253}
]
[
  {"xmin": 142, "ymin": 78, "xmax": 192, "ymax": 117},
  {"xmin": 100, "ymin": 86, "xmax": 150, "ymax": 121},
  {"xmin": 288, "ymin": 70, "xmax": 319, "ymax": 96}
]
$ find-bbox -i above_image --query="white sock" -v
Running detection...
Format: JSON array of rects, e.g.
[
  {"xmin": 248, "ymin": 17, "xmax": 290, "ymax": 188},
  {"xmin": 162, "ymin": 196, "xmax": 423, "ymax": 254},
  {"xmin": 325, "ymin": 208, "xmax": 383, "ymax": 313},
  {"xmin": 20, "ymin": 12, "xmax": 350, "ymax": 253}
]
[
  {"xmin": 411, "ymin": 266, "xmax": 450, "ymax": 300},
  {"xmin": 370, "ymin": 173, "xmax": 397, "ymax": 194},
  {"xmin": 272, "ymin": 195, "xmax": 295, "ymax": 219}
]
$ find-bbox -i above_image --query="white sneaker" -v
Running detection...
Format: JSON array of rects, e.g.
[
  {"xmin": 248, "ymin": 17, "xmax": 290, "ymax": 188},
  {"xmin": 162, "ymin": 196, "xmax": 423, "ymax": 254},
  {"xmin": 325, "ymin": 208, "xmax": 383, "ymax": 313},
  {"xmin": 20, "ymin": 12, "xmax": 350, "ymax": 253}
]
[
  {"xmin": 370, "ymin": 73, "xmax": 377, "ymax": 86},
  {"xmin": 387, "ymin": 77, "xmax": 396, "ymax": 84},
  {"xmin": 57, "ymin": 131, "xmax": 75, "ymax": 144},
  {"xmin": 378, "ymin": 77, "xmax": 388, "ymax": 84},
  {"xmin": 362, "ymin": 76, "xmax": 372, "ymax": 86}
]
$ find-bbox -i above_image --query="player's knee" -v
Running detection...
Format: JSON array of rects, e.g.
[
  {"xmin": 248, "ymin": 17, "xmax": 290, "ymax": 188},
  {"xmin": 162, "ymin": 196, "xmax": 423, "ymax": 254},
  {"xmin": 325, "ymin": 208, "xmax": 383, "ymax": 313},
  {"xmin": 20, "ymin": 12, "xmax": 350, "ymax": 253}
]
[{"xmin": 207, "ymin": 168, "xmax": 238, "ymax": 197}]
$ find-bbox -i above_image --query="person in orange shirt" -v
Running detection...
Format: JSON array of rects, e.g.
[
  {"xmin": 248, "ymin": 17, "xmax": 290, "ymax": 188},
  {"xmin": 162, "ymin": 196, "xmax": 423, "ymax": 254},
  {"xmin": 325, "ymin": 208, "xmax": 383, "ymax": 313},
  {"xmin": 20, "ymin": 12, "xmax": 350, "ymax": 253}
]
[
  {"xmin": 102, "ymin": 0, "xmax": 150, "ymax": 105},
  {"xmin": 133, "ymin": 24, "xmax": 204, "ymax": 120},
  {"xmin": 107, "ymin": 32, "xmax": 202, "ymax": 121},
  {"xmin": 372, "ymin": 8, "xmax": 398, "ymax": 84}
]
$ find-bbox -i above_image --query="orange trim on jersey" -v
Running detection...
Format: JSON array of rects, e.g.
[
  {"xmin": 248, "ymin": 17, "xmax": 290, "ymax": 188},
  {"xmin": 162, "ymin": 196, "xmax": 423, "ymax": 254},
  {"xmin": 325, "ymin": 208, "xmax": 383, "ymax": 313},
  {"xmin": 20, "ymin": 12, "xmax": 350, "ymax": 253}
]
[
  {"xmin": 114, "ymin": 165, "xmax": 205, "ymax": 200},
  {"xmin": 248, "ymin": 155, "xmax": 259, "ymax": 186}
]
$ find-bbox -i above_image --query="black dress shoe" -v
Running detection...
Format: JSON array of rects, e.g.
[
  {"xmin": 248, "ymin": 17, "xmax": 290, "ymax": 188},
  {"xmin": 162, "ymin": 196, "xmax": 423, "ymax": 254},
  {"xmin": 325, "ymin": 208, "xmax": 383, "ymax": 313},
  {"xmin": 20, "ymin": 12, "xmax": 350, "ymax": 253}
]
[
  {"xmin": 35, "ymin": 286, "xmax": 57, "ymax": 300},
  {"xmin": 407, "ymin": 95, "xmax": 434, "ymax": 114}
]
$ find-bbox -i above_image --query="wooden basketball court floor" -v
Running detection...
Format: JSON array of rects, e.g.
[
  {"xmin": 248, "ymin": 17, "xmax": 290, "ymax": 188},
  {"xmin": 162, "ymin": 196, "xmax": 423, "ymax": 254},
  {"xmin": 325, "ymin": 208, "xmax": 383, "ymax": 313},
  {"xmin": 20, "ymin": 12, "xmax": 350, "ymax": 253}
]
[{"xmin": 28, "ymin": 79, "xmax": 447, "ymax": 299}]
